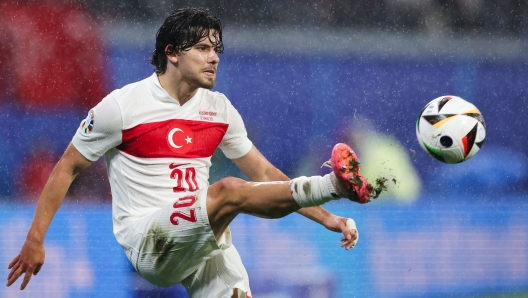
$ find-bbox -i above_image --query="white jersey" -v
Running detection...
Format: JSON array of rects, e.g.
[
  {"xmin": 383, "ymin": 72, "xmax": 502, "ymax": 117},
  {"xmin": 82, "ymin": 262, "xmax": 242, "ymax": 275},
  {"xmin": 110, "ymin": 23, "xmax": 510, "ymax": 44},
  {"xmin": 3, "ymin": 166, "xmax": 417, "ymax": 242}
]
[{"xmin": 72, "ymin": 73, "xmax": 253, "ymax": 246}]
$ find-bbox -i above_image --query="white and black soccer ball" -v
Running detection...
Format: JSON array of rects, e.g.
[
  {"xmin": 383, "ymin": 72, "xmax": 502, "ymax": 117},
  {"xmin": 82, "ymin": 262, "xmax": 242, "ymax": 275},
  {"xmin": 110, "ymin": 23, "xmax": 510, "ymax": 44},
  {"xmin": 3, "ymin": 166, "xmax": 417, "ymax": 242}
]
[{"xmin": 416, "ymin": 95, "xmax": 486, "ymax": 164}]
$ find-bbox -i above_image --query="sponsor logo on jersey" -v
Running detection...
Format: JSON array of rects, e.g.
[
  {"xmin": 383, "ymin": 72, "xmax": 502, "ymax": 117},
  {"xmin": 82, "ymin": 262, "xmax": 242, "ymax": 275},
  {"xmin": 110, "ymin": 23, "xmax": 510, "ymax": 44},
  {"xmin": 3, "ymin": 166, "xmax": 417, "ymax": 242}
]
[
  {"xmin": 166, "ymin": 123, "xmax": 194, "ymax": 154},
  {"xmin": 80, "ymin": 109, "xmax": 95, "ymax": 134},
  {"xmin": 198, "ymin": 111, "xmax": 217, "ymax": 116},
  {"xmin": 199, "ymin": 110, "xmax": 217, "ymax": 121}
]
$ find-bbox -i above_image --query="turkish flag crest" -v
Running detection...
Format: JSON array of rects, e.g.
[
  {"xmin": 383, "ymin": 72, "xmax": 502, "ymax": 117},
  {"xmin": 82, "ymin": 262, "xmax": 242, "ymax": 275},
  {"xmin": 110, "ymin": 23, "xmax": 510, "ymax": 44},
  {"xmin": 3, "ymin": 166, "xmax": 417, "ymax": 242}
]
[{"xmin": 166, "ymin": 123, "xmax": 194, "ymax": 154}]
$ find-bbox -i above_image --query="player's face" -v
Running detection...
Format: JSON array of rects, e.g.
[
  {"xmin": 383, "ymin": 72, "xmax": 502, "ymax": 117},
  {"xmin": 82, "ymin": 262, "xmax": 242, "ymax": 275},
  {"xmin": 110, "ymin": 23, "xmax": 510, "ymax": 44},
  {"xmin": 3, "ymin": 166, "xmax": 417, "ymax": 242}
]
[{"xmin": 177, "ymin": 31, "xmax": 220, "ymax": 89}]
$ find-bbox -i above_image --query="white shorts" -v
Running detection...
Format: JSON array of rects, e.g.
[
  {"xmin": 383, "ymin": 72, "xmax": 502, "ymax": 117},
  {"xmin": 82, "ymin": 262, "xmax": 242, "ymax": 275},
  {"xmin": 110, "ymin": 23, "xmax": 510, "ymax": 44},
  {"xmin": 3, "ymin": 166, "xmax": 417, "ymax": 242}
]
[
  {"xmin": 120, "ymin": 187, "xmax": 252, "ymax": 297},
  {"xmin": 182, "ymin": 230, "xmax": 251, "ymax": 298}
]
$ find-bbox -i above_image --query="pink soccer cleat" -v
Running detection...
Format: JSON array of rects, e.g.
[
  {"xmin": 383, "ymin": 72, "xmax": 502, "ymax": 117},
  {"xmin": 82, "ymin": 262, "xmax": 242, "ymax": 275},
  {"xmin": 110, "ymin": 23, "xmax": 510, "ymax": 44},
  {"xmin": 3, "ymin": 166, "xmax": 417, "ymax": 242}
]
[{"xmin": 327, "ymin": 143, "xmax": 373, "ymax": 204}]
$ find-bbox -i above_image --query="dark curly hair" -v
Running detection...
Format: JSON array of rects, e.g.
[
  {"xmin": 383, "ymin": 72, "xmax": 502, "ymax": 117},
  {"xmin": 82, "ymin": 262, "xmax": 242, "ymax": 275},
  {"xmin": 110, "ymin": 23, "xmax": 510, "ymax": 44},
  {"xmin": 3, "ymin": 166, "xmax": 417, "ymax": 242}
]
[{"xmin": 150, "ymin": 8, "xmax": 224, "ymax": 74}]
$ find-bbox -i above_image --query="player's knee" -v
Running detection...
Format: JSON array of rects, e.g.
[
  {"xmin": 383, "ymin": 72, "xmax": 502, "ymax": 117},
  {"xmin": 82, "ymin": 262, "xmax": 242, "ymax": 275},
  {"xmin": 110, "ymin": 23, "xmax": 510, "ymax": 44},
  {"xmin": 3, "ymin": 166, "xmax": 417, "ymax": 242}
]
[
  {"xmin": 210, "ymin": 176, "xmax": 247, "ymax": 206},
  {"xmin": 206, "ymin": 177, "xmax": 248, "ymax": 237},
  {"xmin": 220, "ymin": 176, "xmax": 246, "ymax": 187}
]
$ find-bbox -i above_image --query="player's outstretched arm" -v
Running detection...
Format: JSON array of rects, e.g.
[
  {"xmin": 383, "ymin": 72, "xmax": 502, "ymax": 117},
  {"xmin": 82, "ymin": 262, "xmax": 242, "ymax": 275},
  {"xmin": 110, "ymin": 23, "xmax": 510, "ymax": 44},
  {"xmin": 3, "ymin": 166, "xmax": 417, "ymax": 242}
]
[
  {"xmin": 6, "ymin": 143, "xmax": 93, "ymax": 290},
  {"xmin": 232, "ymin": 146, "xmax": 290, "ymax": 182},
  {"xmin": 297, "ymin": 207, "xmax": 359, "ymax": 250}
]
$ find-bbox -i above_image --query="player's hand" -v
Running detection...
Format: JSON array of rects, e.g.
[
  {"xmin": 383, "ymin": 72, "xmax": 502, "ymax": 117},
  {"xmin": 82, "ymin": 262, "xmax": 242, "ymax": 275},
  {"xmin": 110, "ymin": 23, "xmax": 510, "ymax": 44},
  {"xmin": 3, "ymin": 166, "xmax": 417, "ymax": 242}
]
[
  {"xmin": 323, "ymin": 216, "xmax": 359, "ymax": 250},
  {"xmin": 340, "ymin": 218, "xmax": 359, "ymax": 250},
  {"xmin": 6, "ymin": 238, "xmax": 45, "ymax": 290}
]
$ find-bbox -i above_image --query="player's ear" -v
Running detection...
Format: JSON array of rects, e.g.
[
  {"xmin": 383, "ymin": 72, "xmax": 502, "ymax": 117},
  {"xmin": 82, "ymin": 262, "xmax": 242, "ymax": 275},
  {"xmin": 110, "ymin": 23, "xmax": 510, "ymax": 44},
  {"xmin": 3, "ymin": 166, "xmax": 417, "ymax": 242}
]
[{"xmin": 165, "ymin": 44, "xmax": 178, "ymax": 63}]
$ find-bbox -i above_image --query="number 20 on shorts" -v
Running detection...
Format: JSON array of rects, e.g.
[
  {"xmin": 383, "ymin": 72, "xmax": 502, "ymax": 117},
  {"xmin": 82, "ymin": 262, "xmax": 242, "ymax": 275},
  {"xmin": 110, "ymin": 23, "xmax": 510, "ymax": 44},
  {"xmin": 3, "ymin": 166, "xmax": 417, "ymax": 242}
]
[
  {"xmin": 170, "ymin": 196, "xmax": 198, "ymax": 225},
  {"xmin": 169, "ymin": 163, "xmax": 199, "ymax": 225}
]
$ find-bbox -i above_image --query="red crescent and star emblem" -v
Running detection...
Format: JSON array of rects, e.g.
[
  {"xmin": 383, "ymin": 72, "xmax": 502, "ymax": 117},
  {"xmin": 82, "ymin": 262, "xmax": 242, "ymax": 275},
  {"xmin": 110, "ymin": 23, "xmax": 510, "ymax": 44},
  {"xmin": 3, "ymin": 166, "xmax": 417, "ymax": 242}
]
[
  {"xmin": 166, "ymin": 123, "xmax": 194, "ymax": 154},
  {"xmin": 118, "ymin": 119, "xmax": 228, "ymax": 158}
]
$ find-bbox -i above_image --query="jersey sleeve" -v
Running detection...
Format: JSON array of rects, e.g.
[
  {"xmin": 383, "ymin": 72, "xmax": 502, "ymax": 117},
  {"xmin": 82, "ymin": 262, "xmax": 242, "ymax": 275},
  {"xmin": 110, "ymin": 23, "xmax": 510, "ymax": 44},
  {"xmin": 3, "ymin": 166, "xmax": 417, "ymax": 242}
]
[
  {"xmin": 219, "ymin": 100, "xmax": 253, "ymax": 159},
  {"xmin": 72, "ymin": 94, "xmax": 123, "ymax": 161}
]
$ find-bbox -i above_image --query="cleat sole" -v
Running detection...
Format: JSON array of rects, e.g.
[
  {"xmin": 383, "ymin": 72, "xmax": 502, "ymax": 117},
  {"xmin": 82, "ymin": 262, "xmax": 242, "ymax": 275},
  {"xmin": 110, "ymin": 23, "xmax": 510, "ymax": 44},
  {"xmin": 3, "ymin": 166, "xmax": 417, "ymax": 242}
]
[{"xmin": 331, "ymin": 143, "xmax": 373, "ymax": 203}]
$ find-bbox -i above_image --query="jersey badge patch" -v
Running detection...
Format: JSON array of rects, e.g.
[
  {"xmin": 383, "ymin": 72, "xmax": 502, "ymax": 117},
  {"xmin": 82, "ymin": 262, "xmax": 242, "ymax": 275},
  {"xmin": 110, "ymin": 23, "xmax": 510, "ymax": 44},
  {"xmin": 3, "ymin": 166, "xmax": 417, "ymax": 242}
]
[{"xmin": 80, "ymin": 109, "xmax": 95, "ymax": 134}]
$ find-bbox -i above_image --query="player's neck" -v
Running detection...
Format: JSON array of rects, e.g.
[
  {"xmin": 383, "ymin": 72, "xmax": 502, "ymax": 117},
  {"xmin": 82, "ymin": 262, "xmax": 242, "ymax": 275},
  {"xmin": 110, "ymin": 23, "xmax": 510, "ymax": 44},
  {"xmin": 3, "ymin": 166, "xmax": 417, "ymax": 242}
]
[{"xmin": 157, "ymin": 73, "xmax": 197, "ymax": 106}]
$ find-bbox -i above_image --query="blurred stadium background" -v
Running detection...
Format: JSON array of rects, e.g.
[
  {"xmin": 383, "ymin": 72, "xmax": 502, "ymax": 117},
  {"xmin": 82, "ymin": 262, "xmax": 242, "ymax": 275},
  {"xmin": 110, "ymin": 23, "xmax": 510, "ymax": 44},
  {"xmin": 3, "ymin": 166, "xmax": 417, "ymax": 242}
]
[{"xmin": 1, "ymin": 0, "xmax": 527, "ymax": 297}]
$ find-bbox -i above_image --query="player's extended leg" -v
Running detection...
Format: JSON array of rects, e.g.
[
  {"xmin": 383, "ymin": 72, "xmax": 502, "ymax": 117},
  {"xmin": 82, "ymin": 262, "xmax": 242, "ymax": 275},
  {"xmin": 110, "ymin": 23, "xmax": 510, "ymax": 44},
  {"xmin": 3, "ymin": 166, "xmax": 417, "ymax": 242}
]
[
  {"xmin": 181, "ymin": 143, "xmax": 370, "ymax": 298},
  {"xmin": 206, "ymin": 143, "xmax": 373, "ymax": 239},
  {"xmin": 206, "ymin": 178, "xmax": 297, "ymax": 238}
]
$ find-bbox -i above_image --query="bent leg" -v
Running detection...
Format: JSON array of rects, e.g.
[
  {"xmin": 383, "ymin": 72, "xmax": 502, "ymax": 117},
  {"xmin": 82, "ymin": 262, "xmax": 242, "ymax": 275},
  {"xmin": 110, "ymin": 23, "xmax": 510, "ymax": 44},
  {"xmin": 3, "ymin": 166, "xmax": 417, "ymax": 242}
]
[{"xmin": 206, "ymin": 143, "xmax": 373, "ymax": 238}]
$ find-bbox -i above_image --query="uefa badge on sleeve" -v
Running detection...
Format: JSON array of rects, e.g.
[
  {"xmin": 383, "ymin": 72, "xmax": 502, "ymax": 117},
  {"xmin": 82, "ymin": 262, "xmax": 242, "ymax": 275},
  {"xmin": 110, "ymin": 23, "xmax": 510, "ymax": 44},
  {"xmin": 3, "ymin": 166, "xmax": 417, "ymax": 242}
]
[{"xmin": 81, "ymin": 109, "xmax": 95, "ymax": 134}]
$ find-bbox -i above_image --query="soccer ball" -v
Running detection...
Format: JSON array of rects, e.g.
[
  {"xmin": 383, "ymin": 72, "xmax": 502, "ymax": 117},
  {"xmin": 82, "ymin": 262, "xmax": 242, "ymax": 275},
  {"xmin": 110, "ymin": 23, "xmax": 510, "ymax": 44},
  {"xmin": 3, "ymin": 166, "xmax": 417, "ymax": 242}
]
[{"xmin": 416, "ymin": 95, "xmax": 486, "ymax": 164}]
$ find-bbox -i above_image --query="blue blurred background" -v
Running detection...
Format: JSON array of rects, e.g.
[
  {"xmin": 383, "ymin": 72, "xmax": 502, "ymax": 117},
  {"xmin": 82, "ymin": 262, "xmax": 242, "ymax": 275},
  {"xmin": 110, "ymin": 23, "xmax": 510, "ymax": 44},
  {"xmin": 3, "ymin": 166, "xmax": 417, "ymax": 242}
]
[{"xmin": 1, "ymin": 0, "xmax": 527, "ymax": 297}]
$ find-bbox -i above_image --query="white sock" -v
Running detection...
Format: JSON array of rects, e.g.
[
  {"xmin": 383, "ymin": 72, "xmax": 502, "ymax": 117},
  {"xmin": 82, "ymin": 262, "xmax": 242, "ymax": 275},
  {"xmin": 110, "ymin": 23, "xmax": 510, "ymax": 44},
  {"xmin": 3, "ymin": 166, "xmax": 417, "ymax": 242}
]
[{"xmin": 289, "ymin": 174, "xmax": 339, "ymax": 207}]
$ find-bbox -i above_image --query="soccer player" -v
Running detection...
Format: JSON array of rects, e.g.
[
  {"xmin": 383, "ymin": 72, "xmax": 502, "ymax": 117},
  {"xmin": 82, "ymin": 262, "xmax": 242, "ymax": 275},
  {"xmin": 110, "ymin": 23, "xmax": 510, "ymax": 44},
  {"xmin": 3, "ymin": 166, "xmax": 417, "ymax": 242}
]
[{"xmin": 6, "ymin": 8, "xmax": 374, "ymax": 298}]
